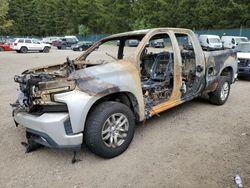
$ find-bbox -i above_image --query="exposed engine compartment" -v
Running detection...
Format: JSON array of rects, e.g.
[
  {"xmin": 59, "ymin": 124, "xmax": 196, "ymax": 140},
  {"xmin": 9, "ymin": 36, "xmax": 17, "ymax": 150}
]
[{"xmin": 12, "ymin": 58, "xmax": 76, "ymax": 112}]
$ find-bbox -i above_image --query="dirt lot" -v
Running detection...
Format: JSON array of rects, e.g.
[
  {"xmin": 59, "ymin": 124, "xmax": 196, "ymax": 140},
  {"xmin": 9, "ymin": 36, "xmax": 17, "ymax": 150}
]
[{"xmin": 0, "ymin": 48, "xmax": 249, "ymax": 188}]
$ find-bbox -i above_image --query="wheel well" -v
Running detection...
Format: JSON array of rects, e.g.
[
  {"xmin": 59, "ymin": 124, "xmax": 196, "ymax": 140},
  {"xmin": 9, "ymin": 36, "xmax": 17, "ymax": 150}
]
[
  {"xmin": 220, "ymin": 67, "xmax": 233, "ymax": 83},
  {"xmin": 20, "ymin": 46, "xmax": 28, "ymax": 50},
  {"xmin": 87, "ymin": 92, "xmax": 140, "ymax": 122}
]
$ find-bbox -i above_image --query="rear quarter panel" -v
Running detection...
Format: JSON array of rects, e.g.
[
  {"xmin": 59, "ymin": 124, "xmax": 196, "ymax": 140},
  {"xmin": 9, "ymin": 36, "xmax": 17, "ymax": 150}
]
[{"xmin": 203, "ymin": 49, "xmax": 237, "ymax": 92}]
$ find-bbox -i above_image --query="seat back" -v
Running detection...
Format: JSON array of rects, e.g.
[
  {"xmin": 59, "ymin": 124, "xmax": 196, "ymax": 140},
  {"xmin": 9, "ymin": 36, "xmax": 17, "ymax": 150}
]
[{"xmin": 151, "ymin": 52, "xmax": 173, "ymax": 82}]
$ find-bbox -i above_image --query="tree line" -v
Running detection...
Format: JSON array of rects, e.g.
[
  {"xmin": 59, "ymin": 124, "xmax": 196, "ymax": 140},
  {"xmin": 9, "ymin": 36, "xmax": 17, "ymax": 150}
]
[{"xmin": 0, "ymin": 0, "xmax": 250, "ymax": 36}]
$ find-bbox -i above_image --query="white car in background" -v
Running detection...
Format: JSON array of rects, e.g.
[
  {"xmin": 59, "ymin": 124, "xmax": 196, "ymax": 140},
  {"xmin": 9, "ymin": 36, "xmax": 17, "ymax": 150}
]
[
  {"xmin": 11, "ymin": 38, "xmax": 51, "ymax": 53},
  {"xmin": 221, "ymin": 36, "xmax": 248, "ymax": 49},
  {"xmin": 236, "ymin": 42, "xmax": 250, "ymax": 78},
  {"xmin": 199, "ymin": 34, "xmax": 223, "ymax": 50}
]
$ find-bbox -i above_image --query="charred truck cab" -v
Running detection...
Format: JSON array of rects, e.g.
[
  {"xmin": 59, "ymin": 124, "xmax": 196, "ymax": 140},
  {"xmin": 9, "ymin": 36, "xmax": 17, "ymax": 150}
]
[{"xmin": 12, "ymin": 28, "xmax": 238, "ymax": 158}]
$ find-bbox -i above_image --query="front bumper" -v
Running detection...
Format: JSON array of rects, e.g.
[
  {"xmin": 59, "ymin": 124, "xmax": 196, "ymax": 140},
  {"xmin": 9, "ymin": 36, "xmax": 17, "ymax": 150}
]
[{"xmin": 13, "ymin": 111, "xmax": 83, "ymax": 149}]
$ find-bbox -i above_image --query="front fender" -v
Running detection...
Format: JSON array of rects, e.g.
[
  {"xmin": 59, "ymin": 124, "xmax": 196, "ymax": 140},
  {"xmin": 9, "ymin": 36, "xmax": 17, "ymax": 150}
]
[
  {"xmin": 54, "ymin": 90, "xmax": 101, "ymax": 133},
  {"xmin": 54, "ymin": 61, "xmax": 145, "ymax": 133}
]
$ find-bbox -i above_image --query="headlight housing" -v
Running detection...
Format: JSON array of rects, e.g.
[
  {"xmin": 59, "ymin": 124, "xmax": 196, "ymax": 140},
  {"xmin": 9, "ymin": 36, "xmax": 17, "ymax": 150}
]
[{"xmin": 33, "ymin": 80, "xmax": 75, "ymax": 104}]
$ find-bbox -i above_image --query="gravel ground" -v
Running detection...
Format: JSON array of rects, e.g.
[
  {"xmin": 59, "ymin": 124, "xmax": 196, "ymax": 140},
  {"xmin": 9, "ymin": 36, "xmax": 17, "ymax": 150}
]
[{"xmin": 0, "ymin": 48, "xmax": 249, "ymax": 188}]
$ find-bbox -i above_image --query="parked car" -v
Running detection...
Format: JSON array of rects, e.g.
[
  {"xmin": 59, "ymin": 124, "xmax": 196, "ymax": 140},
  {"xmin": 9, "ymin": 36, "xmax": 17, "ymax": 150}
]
[
  {"xmin": 128, "ymin": 39, "xmax": 139, "ymax": 47},
  {"xmin": 221, "ymin": 36, "xmax": 248, "ymax": 49},
  {"xmin": 0, "ymin": 38, "xmax": 6, "ymax": 44},
  {"xmin": 5, "ymin": 38, "xmax": 15, "ymax": 45},
  {"xmin": 52, "ymin": 37, "xmax": 78, "ymax": 49},
  {"xmin": 0, "ymin": 43, "xmax": 12, "ymax": 51},
  {"xmin": 151, "ymin": 39, "xmax": 165, "ymax": 48},
  {"xmin": 12, "ymin": 28, "xmax": 237, "ymax": 159},
  {"xmin": 236, "ymin": 42, "xmax": 250, "ymax": 78},
  {"xmin": 42, "ymin": 37, "xmax": 61, "ymax": 44},
  {"xmin": 117, "ymin": 39, "xmax": 147, "ymax": 47},
  {"xmin": 11, "ymin": 38, "xmax": 51, "ymax": 53},
  {"xmin": 71, "ymin": 41, "xmax": 94, "ymax": 51},
  {"xmin": 65, "ymin": 35, "xmax": 79, "ymax": 42},
  {"xmin": 183, "ymin": 34, "xmax": 199, "ymax": 50},
  {"xmin": 199, "ymin": 35, "xmax": 223, "ymax": 50}
]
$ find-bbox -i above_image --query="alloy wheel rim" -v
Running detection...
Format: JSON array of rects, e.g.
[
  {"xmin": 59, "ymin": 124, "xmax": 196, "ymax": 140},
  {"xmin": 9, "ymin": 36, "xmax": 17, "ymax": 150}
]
[
  {"xmin": 220, "ymin": 82, "xmax": 229, "ymax": 101},
  {"xmin": 101, "ymin": 113, "xmax": 129, "ymax": 148}
]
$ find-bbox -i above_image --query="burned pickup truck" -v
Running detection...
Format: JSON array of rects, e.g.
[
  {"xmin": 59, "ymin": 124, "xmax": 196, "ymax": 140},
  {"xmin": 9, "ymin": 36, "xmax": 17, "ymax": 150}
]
[{"xmin": 12, "ymin": 28, "xmax": 237, "ymax": 159}]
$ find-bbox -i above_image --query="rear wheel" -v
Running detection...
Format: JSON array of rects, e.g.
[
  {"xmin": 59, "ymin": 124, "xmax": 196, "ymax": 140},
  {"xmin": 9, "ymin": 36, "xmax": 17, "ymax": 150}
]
[
  {"xmin": 209, "ymin": 76, "xmax": 230, "ymax": 105},
  {"xmin": 20, "ymin": 46, "xmax": 28, "ymax": 53},
  {"xmin": 61, "ymin": 45, "xmax": 66, "ymax": 49},
  {"xmin": 0, "ymin": 47, "xmax": 4, "ymax": 51},
  {"xmin": 84, "ymin": 102, "xmax": 135, "ymax": 158},
  {"xmin": 79, "ymin": 47, "xmax": 83, "ymax": 51}
]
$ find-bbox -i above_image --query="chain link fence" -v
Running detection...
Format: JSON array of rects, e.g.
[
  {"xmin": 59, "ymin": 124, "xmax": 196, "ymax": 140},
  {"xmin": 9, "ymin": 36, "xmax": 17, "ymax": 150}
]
[{"xmin": 1, "ymin": 28, "xmax": 250, "ymax": 42}]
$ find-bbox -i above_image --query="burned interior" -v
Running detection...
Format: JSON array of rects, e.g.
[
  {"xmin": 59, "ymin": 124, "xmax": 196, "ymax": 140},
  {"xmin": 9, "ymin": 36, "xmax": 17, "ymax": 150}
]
[{"xmin": 80, "ymin": 32, "xmax": 199, "ymax": 117}]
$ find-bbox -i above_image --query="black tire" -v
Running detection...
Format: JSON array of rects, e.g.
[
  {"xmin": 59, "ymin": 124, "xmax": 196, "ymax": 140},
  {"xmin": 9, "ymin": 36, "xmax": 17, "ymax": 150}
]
[
  {"xmin": 84, "ymin": 101, "xmax": 135, "ymax": 158},
  {"xmin": 209, "ymin": 76, "xmax": 231, "ymax": 105},
  {"xmin": 20, "ymin": 46, "xmax": 28, "ymax": 53},
  {"xmin": 61, "ymin": 45, "xmax": 66, "ymax": 49},
  {"xmin": 57, "ymin": 46, "xmax": 61, "ymax": 49},
  {"xmin": 0, "ymin": 47, "xmax": 4, "ymax": 51},
  {"xmin": 43, "ymin": 46, "xmax": 50, "ymax": 53}
]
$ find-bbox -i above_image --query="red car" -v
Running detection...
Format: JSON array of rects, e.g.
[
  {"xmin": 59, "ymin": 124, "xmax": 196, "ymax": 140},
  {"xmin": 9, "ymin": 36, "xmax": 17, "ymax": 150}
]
[{"xmin": 0, "ymin": 43, "xmax": 12, "ymax": 51}]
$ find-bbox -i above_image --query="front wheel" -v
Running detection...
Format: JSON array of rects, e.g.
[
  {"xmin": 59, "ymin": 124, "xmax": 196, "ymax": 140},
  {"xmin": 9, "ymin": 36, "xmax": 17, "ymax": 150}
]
[
  {"xmin": 209, "ymin": 76, "xmax": 231, "ymax": 105},
  {"xmin": 84, "ymin": 102, "xmax": 135, "ymax": 158}
]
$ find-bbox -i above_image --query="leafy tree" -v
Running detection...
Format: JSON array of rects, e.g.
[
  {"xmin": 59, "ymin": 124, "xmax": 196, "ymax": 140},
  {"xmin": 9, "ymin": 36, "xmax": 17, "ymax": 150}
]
[
  {"xmin": 4, "ymin": 0, "xmax": 250, "ymax": 36},
  {"xmin": 0, "ymin": 0, "xmax": 12, "ymax": 34}
]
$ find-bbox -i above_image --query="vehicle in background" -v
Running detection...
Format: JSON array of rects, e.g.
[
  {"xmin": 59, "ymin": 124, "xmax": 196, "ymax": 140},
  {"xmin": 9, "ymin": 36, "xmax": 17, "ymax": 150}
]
[
  {"xmin": 11, "ymin": 38, "xmax": 51, "ymax": 53},
  {"xmin": 42, "ymin": 37, "xmax": 61, "ymax": 44},
  {"xmin": 236, "ymin": 42, "xmax": 250, "ymax": 78},
  {"xmin": 12, "ymin": 28, "xmax": 237, "ymax": 159},
  {"xmin": 52, "ymin": 37, "xmax": 78, "ymax": 49},
  {"xmin": 151, "ymin": 39, "xmax": 165, "ymax": 48},
  {"xmin": 65, "ymin": 36, "xmax": 79, "ymax": 42},
  {"xmin": 199, "ymin": 35, "xmax": 223, "ymax": 50},
  {"xmin": 128, "ymin": 39, "xmax": 139, "ymax": 47},
  {"xmin": 5, "ymin": 38, "xmax": 15, "ymax": 45},
  {"xmin": 0, "ymin": 43, "xmax": 12, "ymax": 51},
  {"xmin": 0, "ymin": 38, "xmax": 6, "ymax": 44},
  {"xmin": 221, "ymin": 36, "xmax": 248, "ymax": 49},
  {"xmin": 183, "ymin": 37, "xmax": 193, "ymax": 50},
  {"xmin": 71, "ymin": 41, "xmax": 94, "ymax": 51},
  {"xmin": 183, "ymin": 34, "xmax": 199, "ymax": 50}
]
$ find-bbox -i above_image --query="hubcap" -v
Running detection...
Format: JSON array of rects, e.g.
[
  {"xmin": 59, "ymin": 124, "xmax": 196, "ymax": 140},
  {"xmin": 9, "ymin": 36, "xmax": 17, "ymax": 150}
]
[
  {"xmin": 101, "ymin": 113, "xmax": 129, "ymax": 148},
  {"xmin": 220, "ymin": 82, "xmax": 229, "ymax": 101}
]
